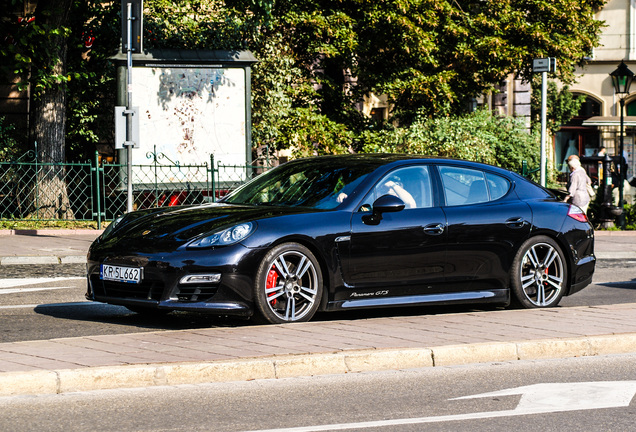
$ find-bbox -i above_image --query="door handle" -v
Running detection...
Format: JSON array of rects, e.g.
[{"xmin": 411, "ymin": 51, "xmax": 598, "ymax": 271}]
[
  {"xmin": 505, "ymin": 217, "xmax": 526, "ymax": 229},
  {"xmin": 423, "ymin": 223, "xmax": 445, "ymax": 236}
]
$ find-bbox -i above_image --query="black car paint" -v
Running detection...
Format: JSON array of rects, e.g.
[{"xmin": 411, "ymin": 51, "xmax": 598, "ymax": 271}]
[{"xmin": 86, "ymin": 155, "xmax": 595, "ymax": 319}]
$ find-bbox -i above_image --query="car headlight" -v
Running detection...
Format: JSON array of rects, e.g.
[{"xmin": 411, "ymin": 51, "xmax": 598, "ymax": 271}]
[{"xmin": 188, "ymin": 222, "xmax": 255, "ymax": 248}]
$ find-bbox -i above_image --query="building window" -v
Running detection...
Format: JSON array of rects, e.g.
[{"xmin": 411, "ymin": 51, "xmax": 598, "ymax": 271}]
[
  {"xmin": 370, "ymin": 107, "xmax": 386, "ymax": 125},
  {"xmin": 555, "ymin": 94, "xmax": 603, "ymax": 177},
  {"xmin": 575, "ymin": 96, "xmax": 601, "ymax": 118}
]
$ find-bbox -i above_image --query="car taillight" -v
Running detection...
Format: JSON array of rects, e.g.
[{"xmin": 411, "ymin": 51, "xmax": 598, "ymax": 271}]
[{"xmin": 567, "ymin": 205, "xmax": 588, "ymax": 223}]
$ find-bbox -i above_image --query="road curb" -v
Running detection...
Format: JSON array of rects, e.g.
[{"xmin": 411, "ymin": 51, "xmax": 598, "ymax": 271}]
[{"xmin": 2, "ymin": 334, "xmax": 635, "ymax": 397}]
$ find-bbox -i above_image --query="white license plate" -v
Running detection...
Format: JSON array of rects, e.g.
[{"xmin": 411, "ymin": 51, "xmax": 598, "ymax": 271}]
[{"xmin": 100, "ymin": 264, "xmax": 143, "ymax": 284}]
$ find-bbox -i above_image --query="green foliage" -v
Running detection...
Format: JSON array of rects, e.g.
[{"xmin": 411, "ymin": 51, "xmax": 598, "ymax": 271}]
[
  {"xmin": 0, "ymin": 0, "xmax": 606, "ymax": 164},
  {"xmin": 0, "ymin": 116, "xmax": 21, "ymax": 161},
  {"xmin": 143, "ymin": 0, "xmax": 258, "ymax": 50},
  {"xmin": 280, "ymin": 108, "xmax": 353, "ymax": 158},
  {"xmin": 234, "ymin": 0, "xmax": 606, "ymax": 153},
  {"xmin": 0, "ymin": 0, "xmax": 121, "ymax": 161},
  {"xmin": 239, "ymin": 0, "xmax": 606, "ymax": 127},
  {"xmin": 0, "ymin": 219, "xmax": 102, "ymax": 230},
  {"xmin": 624, "ymin": 204, "xmax": 636, "ymax": 230},
  {"xmin": 0, "ymin": 0, "xmax": 73, "ymax": 98},
  {"xmin": 360, "ymin": 110, "xmax": 539, "ymax": 173},
  {"xmin": 531, "ymin": 80, "xmax": 586, "ymax": 133},
  {"xmin": 250, "ymin": 34, "xmax": 314, "ymax": 152},
  {"xmin": 64, "ymin": 1, "xmax": 120, "ymax": 160}
]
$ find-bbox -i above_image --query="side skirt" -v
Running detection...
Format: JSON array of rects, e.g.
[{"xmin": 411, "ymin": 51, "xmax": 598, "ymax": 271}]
[{"xmin": 325, "ymin": 289, "xmax": 509, "ymax": 311}]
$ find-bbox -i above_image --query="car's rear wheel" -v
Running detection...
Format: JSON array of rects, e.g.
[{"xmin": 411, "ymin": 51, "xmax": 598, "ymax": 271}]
[
  {"xmin": 511, "ymin": 236, "xmax": 567, "ymax": 308},
  {"xmin": 253, "ymin": 243, "xmax": 323, "ymax": 324}
]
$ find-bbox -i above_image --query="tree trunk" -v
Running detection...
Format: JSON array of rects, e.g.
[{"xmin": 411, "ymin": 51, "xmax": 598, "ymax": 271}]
[{"xmin": 29, "ymin": 0, "xmax": 74, "ymax": 219}]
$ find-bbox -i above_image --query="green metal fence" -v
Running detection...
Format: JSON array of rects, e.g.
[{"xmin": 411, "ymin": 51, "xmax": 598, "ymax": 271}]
[
  {"xmin": 0, "ymin": 150, "xmax": 275, "ymax": 228},
  {"xmin": 0, "ymin": 152, "xmax": 95, "ymax": 221}
]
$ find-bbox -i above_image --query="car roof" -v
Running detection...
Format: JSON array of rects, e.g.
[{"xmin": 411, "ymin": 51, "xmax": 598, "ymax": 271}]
[{"xmin": 287, "ymin": 153, "xmax": 513, "ymax": 175}]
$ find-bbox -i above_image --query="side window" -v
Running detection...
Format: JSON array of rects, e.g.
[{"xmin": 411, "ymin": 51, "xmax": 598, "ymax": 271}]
[
  {"xmin": 360, "ymin": 166, "xmax": 433, "ymax": 210},
  {"xmin": 485, "ymin": 172, "xmax": 511, "ymax": 201},
  {"xmin": 439, "ymin": 166, "xmax": 510, "ymax": 206}
]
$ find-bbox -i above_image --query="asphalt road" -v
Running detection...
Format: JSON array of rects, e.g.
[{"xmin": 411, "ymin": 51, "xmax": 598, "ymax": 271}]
[
  {"xmin": 0, "ymin": 260, "xmax": 635, "ymax": 343},
  {"xmin": 1, "ymin": 353, "xmax": 635, "ymax": 431}
]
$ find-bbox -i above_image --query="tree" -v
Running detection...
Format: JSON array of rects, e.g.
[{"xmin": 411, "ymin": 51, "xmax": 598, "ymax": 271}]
[
  {"xmin": 251, "ymin": 0, "xmax": 605, "ymax": 126},
  {"xmin": 64, "ymin": 1, "xmax": 120, "ymax": 161},
  {"xmin": 1, "ymin": 0, "xmax": 75, "ymax": 218},
  {"xmin": 138, "ymin": 0, "xmax": 605, "ymax": 162},
  {"xmin": 2, "ymin": 0, "xmax": 606, "ymax": 196}
]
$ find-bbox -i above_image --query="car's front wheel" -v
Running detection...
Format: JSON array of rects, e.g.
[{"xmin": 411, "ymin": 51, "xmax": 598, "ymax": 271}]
[
  {"xmin": 253, "ymin": 243, "xmax": 323, "ymax": 324},
  {"xmin": 511, "ymin": 236, "xmax": 567, "ymax": 308}
]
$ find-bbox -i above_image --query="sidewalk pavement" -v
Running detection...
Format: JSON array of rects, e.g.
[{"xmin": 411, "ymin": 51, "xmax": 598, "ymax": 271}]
[{"xmin": 0, "ymin": 229, "xmax": 635, "ymax": 397}]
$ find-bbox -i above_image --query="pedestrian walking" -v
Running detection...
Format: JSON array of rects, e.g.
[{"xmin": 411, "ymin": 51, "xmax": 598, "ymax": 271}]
[{"xmin": 564, "ymin": 155, "xmax": 592, "ymax": 212}]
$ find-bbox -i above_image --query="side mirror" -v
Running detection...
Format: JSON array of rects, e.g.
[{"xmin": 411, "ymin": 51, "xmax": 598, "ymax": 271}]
[
  {"xmin": 373, "ymin": 194, "xmax": 405, "ymax": 214},
  {"xmin": 363, "ymin": 194, "xmax": 405, "ymax": 225}
]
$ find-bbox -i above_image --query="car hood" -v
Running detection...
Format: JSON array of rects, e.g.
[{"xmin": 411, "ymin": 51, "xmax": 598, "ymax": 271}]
[{"xmin": 96, "ymin": 203, "xmax": 318, "ymax": 250}]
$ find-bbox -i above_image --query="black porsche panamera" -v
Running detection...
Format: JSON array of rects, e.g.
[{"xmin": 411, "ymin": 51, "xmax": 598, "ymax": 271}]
[{"xmin": 86, "ymin": 154, "xmax": 595, "ymax": 324}]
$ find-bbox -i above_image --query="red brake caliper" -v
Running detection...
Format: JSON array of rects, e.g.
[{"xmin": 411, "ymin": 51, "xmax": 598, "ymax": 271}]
[{"xmin": 266, "ymin": 268, "xmax": 279, "ymax": 306}]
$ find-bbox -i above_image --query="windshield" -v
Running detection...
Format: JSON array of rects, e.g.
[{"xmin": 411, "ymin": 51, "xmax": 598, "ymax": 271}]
[{"xmin": 222, "ymin": 157, "xmax": 382, "ymax": 209}]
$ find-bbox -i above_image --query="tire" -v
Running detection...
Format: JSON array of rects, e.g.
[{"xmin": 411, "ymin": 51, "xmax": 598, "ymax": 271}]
[
  {"xmin": 253, "ymin": 242, "xmax": 323, "ymax": 324},
  {"xmin": 510, "ymin": 236, "xmax": 567, "ymax": 308}
]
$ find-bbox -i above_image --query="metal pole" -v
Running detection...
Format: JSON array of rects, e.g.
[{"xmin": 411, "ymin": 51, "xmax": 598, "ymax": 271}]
[
  {"xmin": 619, "ymin": 97, "xmax": 626, "ymax": 228},
  {"xmin": 210, "ymin": 154, "xmax": 215, "ymax": 202},
  {"xmin": 34, "ymin": 141, "xmax": 39, "ymax": 217},
  {"xmin": 540, "ymin": 71, "xmax": 548, "ymax": 187},
  {"xmin": 125, "ymin": 2, "xmax": 134, "ymax": 213},
  {"xmin": 94, "ymin": 151, "xmax": 102, "ymax": 230}
]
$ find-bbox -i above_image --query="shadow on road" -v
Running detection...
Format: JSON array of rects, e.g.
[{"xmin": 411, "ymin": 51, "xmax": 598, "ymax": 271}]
[{"xmin": 33, "ymin": 302, "xmax": 250, "ymax": 330}]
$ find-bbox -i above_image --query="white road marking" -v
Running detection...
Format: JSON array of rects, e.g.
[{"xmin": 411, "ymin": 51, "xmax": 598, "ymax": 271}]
[
  {"xmin": 245, "ymin": 381, "xmax": 636, "ymax": 432},
  {"xmin": 453, "ymin": 381, "xmax": 636, "ymax": 413},
  {"xmin": 0, "ymin": 277, "xmax": 83, "ymax": 289},
  {"xmin": 0, "ymin": 286, "xmax": 74, "ymax": 295}
]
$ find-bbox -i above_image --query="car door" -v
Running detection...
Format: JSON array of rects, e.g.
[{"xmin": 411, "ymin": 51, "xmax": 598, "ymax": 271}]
[
  {"xmin": 338, "ymin": 165, "xmax": 448, "ymax": 299},
  {"xmin": 438, "ymin": 165, "xmax": 532, "ymax": 292}
]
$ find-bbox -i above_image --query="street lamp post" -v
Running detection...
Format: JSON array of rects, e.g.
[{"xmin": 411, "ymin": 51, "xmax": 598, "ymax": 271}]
[{"xmin": 610, "ymin": 61, "xmax": 634, "ymax": 229}]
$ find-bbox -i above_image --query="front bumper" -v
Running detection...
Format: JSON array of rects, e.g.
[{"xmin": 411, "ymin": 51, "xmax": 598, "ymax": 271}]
[
  {"xmin": 85, "ymin": 279, "xmax": 252, "ymax": 316},
  {"xmin": 86, "ymin": 243, "xmax": 262, "ymax": 317}
]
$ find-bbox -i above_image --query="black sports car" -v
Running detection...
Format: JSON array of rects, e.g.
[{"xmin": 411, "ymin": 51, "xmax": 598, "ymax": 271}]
[{"xmin": 86, "ymin": 154, "xmax": 595, "ymax": 324}]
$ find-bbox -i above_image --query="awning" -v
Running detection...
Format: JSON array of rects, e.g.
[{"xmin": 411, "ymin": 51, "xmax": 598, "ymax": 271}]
[{"xmin": 582, "ymin": 116, "xmax": 636, "ymax": 127}]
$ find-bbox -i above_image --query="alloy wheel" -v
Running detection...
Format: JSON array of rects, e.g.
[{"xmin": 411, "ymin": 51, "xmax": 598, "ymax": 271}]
[
  {"xmin": 518, "ymin": 242, "xmax": 565, "ymax": 306},
  {"xmin": 264, "ymin": 250, "xmax": 319, "ymax": 321}
]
